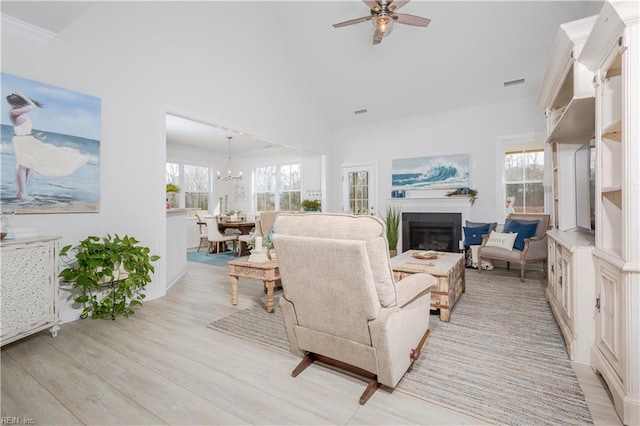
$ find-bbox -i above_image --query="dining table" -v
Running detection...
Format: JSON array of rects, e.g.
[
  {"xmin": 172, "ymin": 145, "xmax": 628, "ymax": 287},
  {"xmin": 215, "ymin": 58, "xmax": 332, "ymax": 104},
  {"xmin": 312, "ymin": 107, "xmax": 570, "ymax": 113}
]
[{"xmin": 218, "ymin": 221, "xmax": 255, "ymax": 235}]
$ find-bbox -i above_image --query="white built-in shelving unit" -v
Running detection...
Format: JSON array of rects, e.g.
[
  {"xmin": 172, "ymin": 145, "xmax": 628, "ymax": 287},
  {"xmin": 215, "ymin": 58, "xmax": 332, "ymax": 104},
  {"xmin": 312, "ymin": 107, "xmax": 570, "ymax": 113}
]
[
  {"xmin": 580, "ymin": 2, "xmax": 639, "ymax": 424},
  {"xmin": 536, "ymin": 15, "xmax": 597, "ymax": 367}
]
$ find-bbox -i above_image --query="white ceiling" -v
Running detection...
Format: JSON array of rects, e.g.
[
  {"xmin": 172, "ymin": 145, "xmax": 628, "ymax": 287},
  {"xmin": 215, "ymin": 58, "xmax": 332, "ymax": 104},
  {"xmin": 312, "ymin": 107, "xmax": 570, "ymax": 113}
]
[{"xmin": 1, "ymin": 0, "xmax": 603, "ymax": 152}]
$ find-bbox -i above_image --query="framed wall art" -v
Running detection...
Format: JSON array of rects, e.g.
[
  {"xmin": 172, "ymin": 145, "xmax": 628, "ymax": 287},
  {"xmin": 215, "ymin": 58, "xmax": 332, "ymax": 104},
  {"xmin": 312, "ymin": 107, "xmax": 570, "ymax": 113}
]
[
  {"xmin": 1, "ymin": 73, "xmax": 101, "ymax": 214},
  {"xmin": 392, "ymin": 153, "xmax": 469, "ymax": 190}
]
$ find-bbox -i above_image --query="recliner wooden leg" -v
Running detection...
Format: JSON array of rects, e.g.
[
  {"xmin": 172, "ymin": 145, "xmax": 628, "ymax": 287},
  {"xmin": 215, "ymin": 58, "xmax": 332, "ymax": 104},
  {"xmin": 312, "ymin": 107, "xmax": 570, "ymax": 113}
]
[
  {"xmin": 359, "ymin": 377, "xmax": 380, "ymax": 405},
  {"xmin": 291, "ymin": 353, "xmax": 316, "ymax": 377},
  {"xmin": 411, "ymin": 328, "xmax": 430, "ymax": 360},
  {"xmin": 520, "ymin": 264, "xmax": 525, "ymax": 282}
]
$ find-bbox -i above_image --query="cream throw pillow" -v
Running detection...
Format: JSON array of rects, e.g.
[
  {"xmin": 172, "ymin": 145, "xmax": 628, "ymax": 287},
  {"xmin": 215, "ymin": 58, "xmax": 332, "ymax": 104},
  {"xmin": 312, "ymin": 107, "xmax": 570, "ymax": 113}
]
[{"xmin": 485, "ymin": 231, "xmax": 518, "ymax": 251}]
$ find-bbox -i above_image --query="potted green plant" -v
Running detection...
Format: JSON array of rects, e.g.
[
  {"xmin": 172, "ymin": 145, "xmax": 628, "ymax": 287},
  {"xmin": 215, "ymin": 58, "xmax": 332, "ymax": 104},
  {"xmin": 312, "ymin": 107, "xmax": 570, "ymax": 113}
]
[
  {"xmin": 382, "ymin": 205, "xmax": 401, "ymax": 257},
  {"xmin": 165, "ymin": 183, "xmax": 180, "ymax": 193},
  {"xmin": 301, "ymin": 199, "xmax": 321, "ymax": 212},
  {"xmin": 166, "ymin": 183, "xmax": 180, "ymax": 208},
  {"xmin": 59, "ymin": 234, "xmax": 160, "ymax": 320}
]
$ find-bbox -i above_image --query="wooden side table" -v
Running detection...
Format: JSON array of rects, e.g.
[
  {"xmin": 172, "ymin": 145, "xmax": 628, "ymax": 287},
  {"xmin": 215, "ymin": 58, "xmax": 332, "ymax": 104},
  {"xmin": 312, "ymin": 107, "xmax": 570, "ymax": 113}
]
[{"xmin": 227, "ymin": 259, "xmax": 280, "ymax": 313}]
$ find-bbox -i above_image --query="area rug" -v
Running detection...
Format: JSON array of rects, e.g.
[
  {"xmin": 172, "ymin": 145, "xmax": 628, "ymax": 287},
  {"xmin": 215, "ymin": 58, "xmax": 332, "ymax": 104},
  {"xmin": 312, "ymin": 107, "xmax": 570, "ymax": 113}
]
[
  {"xmin": 208, "ymin": 273, "xmax": 592, "ymax": 425},
  {"xmin": 187, "ymin": 250, "xmax": 243, "ymax": 266}
]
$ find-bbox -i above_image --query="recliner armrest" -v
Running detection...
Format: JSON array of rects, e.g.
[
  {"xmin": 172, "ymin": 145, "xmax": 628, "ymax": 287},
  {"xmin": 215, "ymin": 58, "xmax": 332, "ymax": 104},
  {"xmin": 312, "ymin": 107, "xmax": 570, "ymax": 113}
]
[{"xmin": 395, "ymin": 273, "xmax": 436, "ymax": 308}]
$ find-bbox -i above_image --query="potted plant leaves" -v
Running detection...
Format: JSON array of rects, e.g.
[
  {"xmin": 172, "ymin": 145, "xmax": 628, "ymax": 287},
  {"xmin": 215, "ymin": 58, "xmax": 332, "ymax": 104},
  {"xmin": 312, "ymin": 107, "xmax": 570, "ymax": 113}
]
[
  {"xmin": 301, "ymin": 199, "xmax": 321, "ymax": 211},
  {"xmin": 382, "ymin": 205, "xmax": 401, "ymax": 257},
  {"xmin": 59, "ymin": 234, "xmax": 160, "ymax": 320}
]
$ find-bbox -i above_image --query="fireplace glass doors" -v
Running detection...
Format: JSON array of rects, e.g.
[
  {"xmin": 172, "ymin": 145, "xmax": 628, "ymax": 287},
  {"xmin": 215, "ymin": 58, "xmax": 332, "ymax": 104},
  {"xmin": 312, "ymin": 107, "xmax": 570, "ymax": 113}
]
[{"xmin": 402, "ymin": 212, "xmax": 462, "ymax": 253}]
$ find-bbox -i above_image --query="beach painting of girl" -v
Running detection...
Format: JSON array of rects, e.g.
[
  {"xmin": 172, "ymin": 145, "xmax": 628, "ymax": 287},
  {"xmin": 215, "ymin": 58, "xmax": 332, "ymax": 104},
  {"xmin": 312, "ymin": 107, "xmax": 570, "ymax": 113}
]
[{"xmin": 1, "ymin": 73, "xmax": 100, "ymax": 213}]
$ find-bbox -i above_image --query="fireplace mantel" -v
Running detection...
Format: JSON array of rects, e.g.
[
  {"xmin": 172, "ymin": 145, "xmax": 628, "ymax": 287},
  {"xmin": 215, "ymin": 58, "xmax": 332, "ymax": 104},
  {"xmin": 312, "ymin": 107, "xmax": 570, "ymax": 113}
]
[{"xmin": 389, "ymin": 197, "xmax": 471, "ymax": 221}]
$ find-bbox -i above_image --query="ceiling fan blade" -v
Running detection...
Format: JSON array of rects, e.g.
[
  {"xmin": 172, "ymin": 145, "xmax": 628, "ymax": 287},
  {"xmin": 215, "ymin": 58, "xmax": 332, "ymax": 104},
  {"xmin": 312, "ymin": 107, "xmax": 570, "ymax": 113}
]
[
  {"xmin": 363, "ymin": 0, "xmax": 382, "ymax": 13},
  {"xmin": 393, "ymin": 13, "xmax": 431, "ymax": 27},
  {"xmin": 387, "ymin": 0, "xmax": 409, "ymax": 13},
  {"xmin": 333, "ymin": 15, "xmax": 374, "ymax": 28}
]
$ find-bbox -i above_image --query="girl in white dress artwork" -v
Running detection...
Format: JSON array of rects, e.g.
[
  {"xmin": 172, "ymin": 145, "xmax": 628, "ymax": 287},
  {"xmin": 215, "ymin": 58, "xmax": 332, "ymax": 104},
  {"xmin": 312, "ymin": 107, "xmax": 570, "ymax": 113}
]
[{"xmin": 6, "ymin": 92, "xmax": 90, "ymax": 200}]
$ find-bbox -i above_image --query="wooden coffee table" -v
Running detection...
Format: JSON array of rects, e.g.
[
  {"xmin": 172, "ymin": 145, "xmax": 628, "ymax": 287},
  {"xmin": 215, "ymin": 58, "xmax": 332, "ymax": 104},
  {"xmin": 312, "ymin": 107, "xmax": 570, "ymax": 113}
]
[
  {"xmin": 227, "ymin": 258, "xmax": 280, "ymax": 313},
  {"xmin": 390, "ymin": 250, "xmax": 465, "ymax": 321}
]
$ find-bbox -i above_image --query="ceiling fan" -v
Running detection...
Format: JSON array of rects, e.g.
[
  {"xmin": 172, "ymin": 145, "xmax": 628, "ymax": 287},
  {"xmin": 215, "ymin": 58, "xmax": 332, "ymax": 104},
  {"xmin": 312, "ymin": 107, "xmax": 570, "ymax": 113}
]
[{"xmin": 332, "ymin": 0, "xmax": 431, "ymax": 45}]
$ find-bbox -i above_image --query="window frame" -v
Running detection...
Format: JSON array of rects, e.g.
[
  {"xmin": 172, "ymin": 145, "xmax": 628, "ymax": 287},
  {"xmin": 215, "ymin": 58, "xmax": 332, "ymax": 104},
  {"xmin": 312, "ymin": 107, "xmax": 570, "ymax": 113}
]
[
  {"xmin": 166, "ymin": 161, "xmax": 212, "ymax": 216},
  {"xmin": 497, "ymin": 134, "xmax": 546, "ymax": 220},
  {"xmin": 253, "ymin": 162, "xmax": 302, "ymax": 212}
]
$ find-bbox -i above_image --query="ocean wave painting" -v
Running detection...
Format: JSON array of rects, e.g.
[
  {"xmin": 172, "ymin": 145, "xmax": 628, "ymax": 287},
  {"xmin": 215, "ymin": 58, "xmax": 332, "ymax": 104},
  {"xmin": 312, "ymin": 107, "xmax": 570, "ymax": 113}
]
[{"xmin": 392, "ymin": 154, "xmax": 469, "ymax": 189}]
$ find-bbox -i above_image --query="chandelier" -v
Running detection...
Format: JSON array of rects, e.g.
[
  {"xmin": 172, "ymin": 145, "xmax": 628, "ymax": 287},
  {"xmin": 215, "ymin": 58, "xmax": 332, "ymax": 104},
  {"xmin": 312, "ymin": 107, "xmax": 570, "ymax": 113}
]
[{"xmin": 217, "ymin": 136, "xmax": 243, "ymax": 181}]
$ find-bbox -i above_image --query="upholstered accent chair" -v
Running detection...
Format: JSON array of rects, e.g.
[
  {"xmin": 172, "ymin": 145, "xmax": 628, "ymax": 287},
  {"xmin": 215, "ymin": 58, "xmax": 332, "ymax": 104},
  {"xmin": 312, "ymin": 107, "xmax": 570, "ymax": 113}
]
[
  {"xmin": 477, "ymin": 213, "xmax": 550, "ymax": 282},
  {"xmin": 272, "ymin": 213, "xmax": 436, "ymax": 404},
  {"xmin": 258, "ymin": 211, "xmax": 298, "ymax": 241}
]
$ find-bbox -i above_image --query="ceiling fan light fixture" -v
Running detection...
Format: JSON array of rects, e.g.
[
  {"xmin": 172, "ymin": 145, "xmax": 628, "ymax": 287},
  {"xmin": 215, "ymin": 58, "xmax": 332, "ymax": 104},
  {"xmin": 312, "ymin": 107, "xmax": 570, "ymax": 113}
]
[
  {"xmin": 216, "ymin": 136, "xmax": 243, "ymax": 181},
  {"xmin": 373, "ymin": 12, "xmax": 393, "ymax": 37}
]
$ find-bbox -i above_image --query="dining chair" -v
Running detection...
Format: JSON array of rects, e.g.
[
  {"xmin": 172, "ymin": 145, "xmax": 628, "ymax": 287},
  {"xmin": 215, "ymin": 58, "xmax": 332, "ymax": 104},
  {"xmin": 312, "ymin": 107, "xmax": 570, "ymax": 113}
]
[
  {"xmin": 237, "ymin": 218, "xmax": 262, "ymax": 256},
  {"xmin": 195, "ymin": 214, "xmax": 208, "ymax": 252},
  {"xmin": 205, "ymin": 217, "xmax": 238, "ymax": 255}
]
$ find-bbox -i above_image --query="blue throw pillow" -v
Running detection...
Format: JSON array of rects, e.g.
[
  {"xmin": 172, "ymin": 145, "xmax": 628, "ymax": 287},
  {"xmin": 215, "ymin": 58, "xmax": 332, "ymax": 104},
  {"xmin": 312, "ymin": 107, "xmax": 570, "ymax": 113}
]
[
  {"xmin": 465, "ymin": 221, "xmax": 498, "ymax": 233},
  {"xmin": 463, "ymin": 224, "xmax": 491, "ymax": 246},
  {"xmin": 504, "ymin": 218, "xmax": 538, "ymax": 231},
  {"xmin": 504, "ymin": 220, "xmax": 538, "ymax": 251}
]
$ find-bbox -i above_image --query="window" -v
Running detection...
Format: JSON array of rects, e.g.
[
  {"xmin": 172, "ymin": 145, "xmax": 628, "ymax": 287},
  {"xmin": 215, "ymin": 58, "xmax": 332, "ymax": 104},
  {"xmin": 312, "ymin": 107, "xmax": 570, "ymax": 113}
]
[
  {"xmin": 255, "ymin": 166, "xmax": 276, "ymax": 211},
  {"xmin": 166, "ymin": 162, "xmax": 211, "ymax": 215},
  {"xmin": 183, "ymin": 165, "xmax": 210, "ymax": 210},
  {"xmin": 254, "ymin": 163, "xmax": 301, "ymax": 211},
  {"xmin": 504, "ymin": 143, "xmax": 545, "ymax": 214},
  {"xmin": 279, "ymin": 164, "xmax": 301, "ymax": 211}
]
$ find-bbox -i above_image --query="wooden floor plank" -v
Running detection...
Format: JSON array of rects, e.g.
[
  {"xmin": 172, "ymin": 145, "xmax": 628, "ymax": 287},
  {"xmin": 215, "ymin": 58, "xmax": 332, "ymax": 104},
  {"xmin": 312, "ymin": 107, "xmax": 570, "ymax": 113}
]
[
  {"xmin": 2, "ymin": 336, "xmax": 165, "ymax": 425},
  {"xmin": 0, "ymin": 260, "xmax": 622, "ymax": 425},
  {"xmin": 0, "ymin": 354, "xmax": 83, "ymax": 425}
]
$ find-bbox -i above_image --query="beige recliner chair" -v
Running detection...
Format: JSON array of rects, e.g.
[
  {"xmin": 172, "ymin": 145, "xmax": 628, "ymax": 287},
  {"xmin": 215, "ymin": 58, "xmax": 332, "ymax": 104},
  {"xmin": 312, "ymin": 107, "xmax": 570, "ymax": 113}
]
[{"xmin": 273, "ymin": 213, "xmax": 435, "ymax": 405}]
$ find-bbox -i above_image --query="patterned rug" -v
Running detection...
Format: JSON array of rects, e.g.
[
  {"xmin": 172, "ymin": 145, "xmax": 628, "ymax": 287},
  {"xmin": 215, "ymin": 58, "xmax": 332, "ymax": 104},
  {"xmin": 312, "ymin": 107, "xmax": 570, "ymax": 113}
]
[
  {"xmin": 209, "ymin": 272, "xmax": 593, "ymax": 425},
  {"xmin": 187, "ymin": 250, "xmax": 243, "ymax": 266}
]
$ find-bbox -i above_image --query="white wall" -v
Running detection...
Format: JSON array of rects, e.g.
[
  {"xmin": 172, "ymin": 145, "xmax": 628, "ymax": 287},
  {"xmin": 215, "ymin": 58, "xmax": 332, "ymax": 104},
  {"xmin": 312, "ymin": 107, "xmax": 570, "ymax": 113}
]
[
  {"xmin": 2, "ymin": 2, "xmax": 331, "ymax": 322},
  {"xmin": 330, "ymin": 98, "xmax": 545, "ymax": 222}
]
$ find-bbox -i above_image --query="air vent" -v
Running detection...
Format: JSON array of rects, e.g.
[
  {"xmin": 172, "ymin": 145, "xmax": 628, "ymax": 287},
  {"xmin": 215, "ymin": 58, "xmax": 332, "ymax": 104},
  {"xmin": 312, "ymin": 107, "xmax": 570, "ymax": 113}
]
[
  {"xmin": 504, "ymin": 78, "xmax": 525, "ymax": 87},
  {"xmin": 354, "ymin": 109, "xmax": 368, "ymax": 115}
]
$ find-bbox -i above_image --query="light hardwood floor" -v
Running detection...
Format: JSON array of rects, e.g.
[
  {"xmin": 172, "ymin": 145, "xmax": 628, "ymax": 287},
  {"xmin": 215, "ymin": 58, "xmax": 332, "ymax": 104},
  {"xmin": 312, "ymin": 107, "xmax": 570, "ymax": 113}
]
[{"xmin": 1, "ymin": 261, "xmax": 622, "ymax": 425}]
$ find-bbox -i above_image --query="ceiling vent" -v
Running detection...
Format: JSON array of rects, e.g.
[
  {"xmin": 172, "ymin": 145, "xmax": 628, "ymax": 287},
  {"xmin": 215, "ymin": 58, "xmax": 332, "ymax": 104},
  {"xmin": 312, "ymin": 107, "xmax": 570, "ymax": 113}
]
[
  {"xmin": 354, "ymin": 109, "xmax": 368, "ymax": 115},
  {"xmin": 504, "ymin": 78, "xmax": 525, "ymax": 87}
]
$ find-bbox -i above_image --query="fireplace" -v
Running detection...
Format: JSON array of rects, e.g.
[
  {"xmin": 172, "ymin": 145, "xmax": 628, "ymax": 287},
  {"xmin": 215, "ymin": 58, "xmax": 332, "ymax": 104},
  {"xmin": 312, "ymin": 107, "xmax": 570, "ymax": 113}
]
[{"xmin": 402, "ymin": 212, "xmax": 462, "ymax": 253}]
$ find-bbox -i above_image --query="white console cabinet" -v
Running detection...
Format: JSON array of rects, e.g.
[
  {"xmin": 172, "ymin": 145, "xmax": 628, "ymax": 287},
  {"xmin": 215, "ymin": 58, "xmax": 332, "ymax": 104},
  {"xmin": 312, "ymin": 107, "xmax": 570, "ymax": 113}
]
[
  {"xmin": 580, "ymin": 2, "xmax": 640, "ymax": 424},
  {"xmin": 1, "ymin": 236, "xmax": 61, "ymax": 346},
  {"xmin": 546, "ymin": 230, "xmax": 595, "ymax": 365}
]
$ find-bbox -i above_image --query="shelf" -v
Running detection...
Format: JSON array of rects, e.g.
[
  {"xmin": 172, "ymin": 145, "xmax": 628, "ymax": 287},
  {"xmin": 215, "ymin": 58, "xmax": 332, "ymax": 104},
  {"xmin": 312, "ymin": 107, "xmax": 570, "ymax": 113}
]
[
  {"xmin": 602, "ymin": 190, "xmax": 622, "ymax": 209},
  {"xmin": 602, "ymin": 185, "xmax": 622, "ymax": 193},
  {"xmin": 606, "ymin": 54, "xmax": 622, "ymax": 78},
  {"xmin": 602, "ymin": 120, "xmax": 622, "ymax": 142},
  {"xmin": 546, "ymin": 97, "xmax": 595, "ymax": 142}
]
